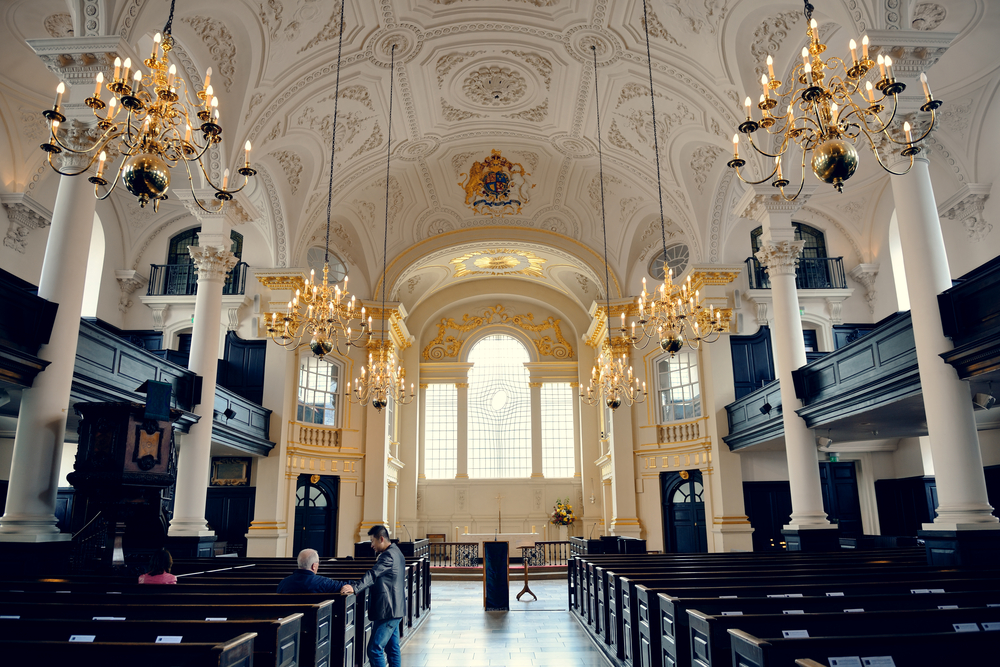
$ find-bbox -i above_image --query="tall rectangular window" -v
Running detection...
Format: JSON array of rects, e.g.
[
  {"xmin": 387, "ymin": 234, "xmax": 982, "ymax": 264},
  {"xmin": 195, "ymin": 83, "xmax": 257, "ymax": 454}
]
[
  {"xmin": 297, "ymin": 356, "xmax": 340, "ymax": 426},
  {"xmin": 657, "ymin": 351, "xmax": 701, "ymax": 423},
  {"xmin": 424, "ymin": 384, "xmax": 457, "ymax": 479},
  {"xmin": 467, "ymin": 335, "xmax": 532, "ymax": 478},
  {"xmin": 541, "ymin": 383, "xmax": 575, "ymax": 478}
]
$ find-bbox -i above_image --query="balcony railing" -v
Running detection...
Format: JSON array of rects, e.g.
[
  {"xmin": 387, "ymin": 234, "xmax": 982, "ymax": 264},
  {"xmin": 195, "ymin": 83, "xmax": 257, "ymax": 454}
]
[
  {"xmin": 746, "ymin": 256, "xmax": 847, "ymax": 290},
  {"xmin": 147, "ymin": 261, "xmax": 249, "ymax": 296}
]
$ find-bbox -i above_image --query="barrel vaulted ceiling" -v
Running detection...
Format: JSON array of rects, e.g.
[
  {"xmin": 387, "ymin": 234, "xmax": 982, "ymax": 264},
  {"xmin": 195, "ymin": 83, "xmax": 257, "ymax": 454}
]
[{"xmin": 0, "ymin": 1, "xmax": 996, "ymax": 311}]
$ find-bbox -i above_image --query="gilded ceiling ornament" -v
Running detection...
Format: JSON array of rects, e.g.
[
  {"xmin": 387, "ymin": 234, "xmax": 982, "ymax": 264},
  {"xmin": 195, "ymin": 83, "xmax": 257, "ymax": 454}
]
[
  {"xmin": 450, "ymin": 248, "xmax": 546, "ymax": 278},
  {"xmin": 457, "ymin": 149, "xmax": 534, "ymax": 217},
  {"xmin": 422, "ymin": 304, "xmax": 573, "ymax": 361}
]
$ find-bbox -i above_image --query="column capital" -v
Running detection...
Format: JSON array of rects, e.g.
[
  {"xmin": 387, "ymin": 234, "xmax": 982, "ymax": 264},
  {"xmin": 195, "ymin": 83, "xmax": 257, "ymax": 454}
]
[
  {"xmin": 754, "ymin": 240, "xmax": 805, "ymax": 277},
  {"xmin": 188, "ymin": 245, "xmax": 238, "ymax": 282},
  {"xmin": 26, "ymin": 36, "xmax": 138, "ymax": 117},
  {"xmin": 1, "ymin": 193, "xmax": 52, "ymax": 255},
  {"xmin": 938, "ymin": 183, "xmax": 992, "ymax": 242}
]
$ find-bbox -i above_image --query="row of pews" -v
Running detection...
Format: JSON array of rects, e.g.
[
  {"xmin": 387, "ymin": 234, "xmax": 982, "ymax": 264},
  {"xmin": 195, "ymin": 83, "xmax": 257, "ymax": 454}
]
[
  {"xmin": 0, "ymin": 555, "xmax": 431, "ymax": 666},
  {"xmin": 568, "ymin": 548, "xmax": 1000, "ymax": 667}
]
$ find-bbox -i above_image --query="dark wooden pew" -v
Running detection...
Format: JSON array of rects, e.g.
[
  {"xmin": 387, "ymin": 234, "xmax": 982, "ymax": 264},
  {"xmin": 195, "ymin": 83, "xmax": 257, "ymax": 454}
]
[
  {"xmin": 639, "ymin": 577, "xmax": 1000, "ymax": 667},
  {"xmin": 0, "ymin": 598, "xmax": 342, "ymax": 667},
  {"xmin": 729, "ymin": 626, "xmax": 1000, "ymax": 667},
  {"xmin": 0, "ymin": 631, "xmax": 257, "ymax": 666},
  {"xmin": 690, "ymin": 606, "xmax": 1000, "ymax": 667},
  {"xmin": 0, "ymin": 616, "xmax": 301, "ymax": 667}
]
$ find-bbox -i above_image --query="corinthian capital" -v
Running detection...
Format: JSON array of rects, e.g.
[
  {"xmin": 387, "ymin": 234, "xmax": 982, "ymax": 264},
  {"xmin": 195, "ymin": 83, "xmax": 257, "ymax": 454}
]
[
  {"xmin": 1, "ymin": 194, "xmax": 52, "ymax": 254},
  {"xmin": 188, "ymin": 245, "xmax": 238, "ymax": 282},
  {"xmin": 755, "ymin": 240, "xmax": 805, "ymax": 277}
]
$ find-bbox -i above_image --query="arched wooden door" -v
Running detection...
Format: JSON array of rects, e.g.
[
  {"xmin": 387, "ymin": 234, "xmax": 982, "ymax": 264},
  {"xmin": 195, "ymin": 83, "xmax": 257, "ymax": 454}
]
[
  {"xmin": 661, "ymin": 470, "xmax": 708, "ymax": 553},
  {"xmin": 293, "ymin": 474, "xmax": 339, "ymax": 556}
]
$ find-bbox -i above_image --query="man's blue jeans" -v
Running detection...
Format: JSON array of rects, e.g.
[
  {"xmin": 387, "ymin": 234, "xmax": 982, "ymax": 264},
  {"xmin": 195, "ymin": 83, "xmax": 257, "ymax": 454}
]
[{"xmin": 367, "ymin": 617, "xmax": 401, "ymax": 667}]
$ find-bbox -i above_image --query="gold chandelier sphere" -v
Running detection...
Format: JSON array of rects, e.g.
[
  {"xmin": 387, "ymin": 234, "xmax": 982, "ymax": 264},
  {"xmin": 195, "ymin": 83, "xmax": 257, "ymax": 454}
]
[
  {"xmin": 309, "ymin": 336, "xmax": 334, "ymax": 358},
  {"xmin": 659, "ymin": 332, "xmax": 683, "ymax": 354},
  {"xmin": 811, "ymin": 137, "xmax": 858, "ymax": 193},
  {"xmin": 122, "ymin": 152, "xmax": 171, "ymax": 205}
]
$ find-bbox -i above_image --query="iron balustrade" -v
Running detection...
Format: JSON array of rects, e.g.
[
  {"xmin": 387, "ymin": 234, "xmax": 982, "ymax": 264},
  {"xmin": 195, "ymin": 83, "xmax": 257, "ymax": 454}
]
[
  {"xmin": 521, "ymin": 540, "xmax": 572, "ymax": 566},
  {"xmin": 147, "ymin": 261, "xmax": 249, "ymax": 296},
  {"xmin": 745, "ymin": 256, "xmax": 847, "ymax": 290},
  {"xmin": 428, "ymin": 542, "xmax": 479, "ymax": 567}
]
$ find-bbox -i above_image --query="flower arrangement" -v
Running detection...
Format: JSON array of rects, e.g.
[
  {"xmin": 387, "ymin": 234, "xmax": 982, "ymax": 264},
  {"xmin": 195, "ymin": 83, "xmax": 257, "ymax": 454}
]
[{"xmin": 550, "ymin": 498, "xmax": 575, "ymax": 526}]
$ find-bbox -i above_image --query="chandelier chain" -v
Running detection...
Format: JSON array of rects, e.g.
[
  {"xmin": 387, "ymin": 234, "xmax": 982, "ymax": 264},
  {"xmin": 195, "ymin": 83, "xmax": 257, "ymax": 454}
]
[
  {"xmin": 163, "ymin": 0, "xmax": 177, "ymax": 36},
  {"xmin": 325, "ymin": 0, "xmax": 347, "ymax": 265},
  {"xmin": 381, "ymin": 44, "xmax": 396, "ymax": 342},
  {"xmin": 592, "ymin": 46, "xmax": 611, "ymax": 319},
  {"xmin": 641, "ymin": 0, "xmax": 669, "ymax": 268}
]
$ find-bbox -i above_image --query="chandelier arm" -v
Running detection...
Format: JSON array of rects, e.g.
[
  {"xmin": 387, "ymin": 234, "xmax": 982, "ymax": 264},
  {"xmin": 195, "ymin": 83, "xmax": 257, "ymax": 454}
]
[
  {"xmin": 47, "ymin": 124, "xmax": 119, "ymax": 158},
  {"xmin": 866, "ymin": 141, "xmax": 915, "ymax": 176},
  {"xmin": 907, "ymin": 109, "xmax": 937, "ymax": 144},
  {"xmin": 93, "ymin": 157, "xmax": 130, "ymax": 201},
  {"xmin": 44, "ymin": 149, "xmax": 104, "ymax": 178},
  {"xmin": 733, "ymin": 160, "xmax": 781, "ymax": 186},
  {"xmin": 745, "ymin": 131, "xmax": 788, "ymax": 160},
  {"xmin": 777, "ymin": 173, "xmax": 807, "ymax": 202}
]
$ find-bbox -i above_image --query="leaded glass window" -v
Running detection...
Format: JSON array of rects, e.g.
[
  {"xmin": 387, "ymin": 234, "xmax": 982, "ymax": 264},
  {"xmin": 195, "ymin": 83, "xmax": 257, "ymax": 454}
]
[
  {"xmin": 297, "ymin": 356, "xmax": 340, "ymax": 426},
  {"xmin": 541, "ymin": 383, "xmax": 575, "ymax": 478},
  {"xmin": 657, "ymin": 351, "xmax": 702, "ymax": 423},
  {"xmin": 467, "ymin": 335, "xmax": 532, "ymax": 478},
  {"xmin": 424, "ymin": 384, "xmax": 457, "ymax": 479}
]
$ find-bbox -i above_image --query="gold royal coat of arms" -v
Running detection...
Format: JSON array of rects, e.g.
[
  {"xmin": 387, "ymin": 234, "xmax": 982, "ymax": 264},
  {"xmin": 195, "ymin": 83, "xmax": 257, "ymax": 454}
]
[{"xmin": 458, "ymin": 149, "xmax": 534, "ymax": 217}]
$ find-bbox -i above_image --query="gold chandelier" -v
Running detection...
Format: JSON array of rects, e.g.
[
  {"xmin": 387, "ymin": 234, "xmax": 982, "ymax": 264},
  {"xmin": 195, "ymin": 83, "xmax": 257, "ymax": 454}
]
[
  {"xmin": 579, "ymin": 45, "xmax": 646, "ymax": 412},
  {"xmin": 40, "ymin": 1, "xmax": 253, "ymax": 213},
  {"xmin": 346, "ymin": 44, "xmax": 414, "ymax": 413},
  {"xmin": 621, "ymin": 0, "xmax": 727, "ymax": 355},
  {"xmin": 267, "ymin": 0, "xmax": 367, "ymax": 359},
  {"xmin": 729, "ymin": 0, "xmax": 942, "ymax": 198}
]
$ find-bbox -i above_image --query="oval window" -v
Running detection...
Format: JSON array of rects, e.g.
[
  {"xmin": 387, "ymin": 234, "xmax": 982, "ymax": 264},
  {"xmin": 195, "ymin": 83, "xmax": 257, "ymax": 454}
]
[{"xmin": 490, "ymin": 390, "xmax": 508, "ymax": 411}]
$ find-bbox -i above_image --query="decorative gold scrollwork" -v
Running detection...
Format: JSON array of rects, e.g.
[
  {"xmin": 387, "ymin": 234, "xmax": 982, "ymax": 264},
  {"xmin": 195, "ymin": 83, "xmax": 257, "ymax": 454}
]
[{"xmin": 422, "ymin": 304, "xmax": 573, "ymax": 360}]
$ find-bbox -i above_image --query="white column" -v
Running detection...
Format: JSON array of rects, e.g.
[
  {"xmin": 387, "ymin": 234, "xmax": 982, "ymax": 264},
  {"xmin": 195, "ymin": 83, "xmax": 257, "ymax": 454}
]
[
  {"xmin": 890, "ymin": 157, "xmax": 998, "ymax": 530},
  {"xmin": 455, "ymin": 383, "xmax": 469, "ymax": 479},
  {"xmin": 530, "ymin": 382, "xmax": 544, "ymax": 478},
  {"xmin": 359, "ymin": 388, "xmax": 390, "ymax": 540},
  {"xmin": 571, "ymin": 382, "xmax": 583, "ymax": 479},
  {"xmin": 607, "ymin": 340, "xmax": 641, "ymax": 539},
  {"xmin": 168, "ymin": 244, "xmax": 236, "ymax": 537},
  {"xmin": 0, "ymin": 160, "xmax": 96, "ymax": 542},
  {"xmin": 743, "ymin": 184, "xmax": 833, "ymax": 534},
  {"xmin": 417, "ymin": 384, "xmax": 428, "ymax": 481}
]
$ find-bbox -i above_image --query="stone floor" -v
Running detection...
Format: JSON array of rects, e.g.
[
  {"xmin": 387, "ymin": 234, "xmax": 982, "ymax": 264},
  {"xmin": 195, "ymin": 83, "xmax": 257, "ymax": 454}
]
[{"xmin": 399, "ymin": 578, "xmax": 611, "ymax": 666}]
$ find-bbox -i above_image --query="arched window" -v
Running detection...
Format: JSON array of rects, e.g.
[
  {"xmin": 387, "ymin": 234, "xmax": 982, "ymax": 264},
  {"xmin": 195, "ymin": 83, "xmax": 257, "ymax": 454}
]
[
  {"xmin": 167, "ymin": 228, "xmax": 244, "ymax": 264},
  {"xmin": 751, "ymin": 222, "xmax": 827, "ymax": 258},
  {"xmin": 656, "ymin": 351, "xmax": 701, "ymax": 423},
  {"xmin": 750, "ymin": 223, "xmax": 833, "ymax": 289},
  {"xmin": 306, "ymin": 247, "xmax": 348, "ymax": 283},
  {"xmin": 297, "ymin": 355, "xmax": 341, "ymax": 426},
  {"xmin": 467, "ymin": 334, "xmax": 532, "ymax": 478},
  {"xmin": 163, "ymin": 229, "xmax": 245, "ymax": 295}
]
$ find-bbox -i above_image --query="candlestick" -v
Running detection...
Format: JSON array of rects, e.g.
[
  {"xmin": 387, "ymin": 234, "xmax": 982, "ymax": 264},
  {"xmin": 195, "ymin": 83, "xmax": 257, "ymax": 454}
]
[
  {"xmin": 53, "ymin": 82, "xmax": 65, "ymax": 110},
  {"xmin": 93, "ymin": 72, "xmax": 103, "ymax": 99},
  {"xmin": 849, "ymin": 39, "xmax": 857, "ymax": 66},
  {"xmin": 862, "ymin": 35, "xmax": 869, "ymax": 59},
  {"xmin": 766, "ymin": 54, "xmax": 775, "ymax": 81}
]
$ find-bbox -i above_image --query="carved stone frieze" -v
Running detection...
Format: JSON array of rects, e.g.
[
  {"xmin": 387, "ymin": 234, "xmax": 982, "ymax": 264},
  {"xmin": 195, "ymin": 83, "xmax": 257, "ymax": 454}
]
[
  {"xmin": 912, "ymin": 3, "xmax": 946, "ymax": 31},
  {"xmin": 849, "ymin": 263, "xmax": 879, "ymax": 314},
  {"xmin": 939, "ymin": 184, "xmax": 991, "ymax": 242},
  {"xmin": 1, "ymin": 196, "xmax": 51, "ymax": 254},
  {"xmin": 504, "ymin": 100, "xmax": 548, "ymax": 122},
  {"xmin": 181, "ymin": 16, "xmax": 237, "ymax": 92},
  {"xmin": 462, "ymin": 65, "xmax": 527, "ymax": 107},
  {"xmin": 642, "ymin": 8, "xmax": 682, "ymax": 47},
  {"xmin": 269, "ymin": 150, "xmax": 304, "ymax": 194},
  {"xmin": 867, "ymin": 29, "xmax": 957, "ymax": 79},
  {"xmin": 690, "ymin": 145, "xmax": 724, "ymax": 193},
  {"xmin": 114, "ymin": 269, "xmax": 146, "ymax": 314},
  {"xmin": 750, "ymin": 12, "xmax": 802, "ymax": 79},
  {"xmin": 423, "ymin": 304, "xmax": 573, "ymax": 361},
  {"xmin": 25, "ymin": 35, "xmax": 124, "ymax": 88}
]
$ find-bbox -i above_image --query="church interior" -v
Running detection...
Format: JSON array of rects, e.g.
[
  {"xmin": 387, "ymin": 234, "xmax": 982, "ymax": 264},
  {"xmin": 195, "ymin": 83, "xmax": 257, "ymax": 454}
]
[{"xmin": 1, "ymin": 0, "xmax": 1000, "ymax": 582}]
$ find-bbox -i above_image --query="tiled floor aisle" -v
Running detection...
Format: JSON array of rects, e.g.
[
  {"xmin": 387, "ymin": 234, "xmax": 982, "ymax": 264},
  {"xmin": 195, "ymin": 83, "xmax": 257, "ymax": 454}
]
[{"xmin": 400, "ymin": 579, "xmax": 611, "ymax": 666}]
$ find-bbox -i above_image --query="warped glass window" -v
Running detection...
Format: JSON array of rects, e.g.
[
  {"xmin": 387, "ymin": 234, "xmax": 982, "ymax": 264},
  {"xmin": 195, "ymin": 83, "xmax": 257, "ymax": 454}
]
[
  {"xmin": 467, "ymin": 335, "xmax": 532, "ymax": 478},
  {"xmin": 657, "ymin": 351, "xmax": 701, "ymax": 423},
  {"xmin": 424, "ymin": 384, "xmax": 457, "ymax": 479},
  {"xmin": 297, "ymin": 356, "xmax": 340, "ymax": 426},
  {"xmin": 541, "ymin": 383, "xmax": 575, "ymax": 478}
]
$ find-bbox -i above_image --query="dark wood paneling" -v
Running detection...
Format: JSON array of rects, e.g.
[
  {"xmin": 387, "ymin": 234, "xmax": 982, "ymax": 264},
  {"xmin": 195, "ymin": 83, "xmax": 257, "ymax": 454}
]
[
  {"xmin": 730, "ymin": 326, "xmax": 775, "ymax": 400},
  {"xmin": 205, "ymin": 487, "xmax": 256, "ymax": 552},
  {"xmin": 723, "ymin": 380, "xmax": 784, "ymax": 451},
  {"xmin": 874, "ymin": 476, "xmax": 936, "ymax": 537},
  {"xmin": 819, "ymin": 462, "xmax": 862, "ymax": 537},
  {"xmin": 742, "ymin": 481, "xmax": 791, "ymax": 551},
  {"xmin": 218, "ymin": 332, "xmax": 266, "ymax": 405}
]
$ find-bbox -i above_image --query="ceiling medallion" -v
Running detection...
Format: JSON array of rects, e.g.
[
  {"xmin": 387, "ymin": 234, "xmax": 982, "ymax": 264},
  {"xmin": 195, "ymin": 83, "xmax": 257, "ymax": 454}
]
[
  {"xmin": 450, "ymin": 248, "xmax": 546, "ymax": 278},
  {"xmin": 463, "ymin": 65, "xmax": 527, "ymax": 106},
  {"xmin": 457, "ymin": 149, "xmax": 534, "ymax": 217}
]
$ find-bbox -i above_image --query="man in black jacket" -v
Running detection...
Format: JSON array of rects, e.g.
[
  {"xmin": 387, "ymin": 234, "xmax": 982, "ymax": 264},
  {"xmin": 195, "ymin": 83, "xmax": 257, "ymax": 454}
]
[
  {"xmin": 277, "ymin": 548, "xmax": 353, "ymax": 594},
  {"xmin": 341, "ymin": 525, "xmax": 405, "ymax": 667}
]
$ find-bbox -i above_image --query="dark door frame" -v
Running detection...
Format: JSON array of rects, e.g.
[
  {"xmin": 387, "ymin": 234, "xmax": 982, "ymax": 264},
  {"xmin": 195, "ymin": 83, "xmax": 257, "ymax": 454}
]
[
  {"xmin": 660, "ymin": 469, "xmax": 708, "ymax": 553},
  {"xmin": 293, "ymin": 474, "xmax": 339, "ymax": 557}
]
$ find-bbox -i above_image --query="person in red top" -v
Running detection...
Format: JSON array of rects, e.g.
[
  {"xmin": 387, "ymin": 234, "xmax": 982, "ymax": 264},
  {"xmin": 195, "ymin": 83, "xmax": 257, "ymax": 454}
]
[{"xmin": 138, "ymin": 548, "xmax": 178, "ymax": 584}]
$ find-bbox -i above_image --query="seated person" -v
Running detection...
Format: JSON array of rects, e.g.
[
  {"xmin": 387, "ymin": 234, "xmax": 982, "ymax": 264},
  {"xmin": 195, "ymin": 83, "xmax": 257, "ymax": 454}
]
[
  {"xmin": 278, "ymin": 548, "xmax": 353, "ymax": 594},
  {"xmin": 138, "ymin": 548, "xmax": 177, "ymax": 584}
]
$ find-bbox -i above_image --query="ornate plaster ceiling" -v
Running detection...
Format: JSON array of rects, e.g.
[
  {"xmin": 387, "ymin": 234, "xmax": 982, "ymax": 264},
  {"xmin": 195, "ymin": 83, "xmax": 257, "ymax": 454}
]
[{"xmin": 0, "ymin": 0, "xmax": 995, "ymax": 300}]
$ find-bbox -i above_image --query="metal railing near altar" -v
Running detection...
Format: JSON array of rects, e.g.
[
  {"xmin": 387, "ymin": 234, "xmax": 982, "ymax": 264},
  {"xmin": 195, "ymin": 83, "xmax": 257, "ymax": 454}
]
[
  {"xmin": 427, "ymin": 540, "xmax": 572, "ymax": 567},
  {"xmin": 745, "ymin": 256, "xmax": 847, "ymax": 290},
  {"xmin": 428, "ymin": 542, "xmax": 479, "ymax": 567}
]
